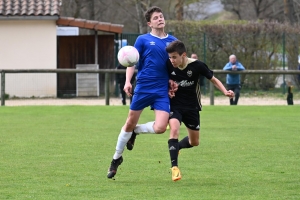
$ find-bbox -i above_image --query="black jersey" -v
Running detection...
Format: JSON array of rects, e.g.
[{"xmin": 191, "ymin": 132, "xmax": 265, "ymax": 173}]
[{"xmin": 167, "ymin": 58, "xmax": 214, "ymax": 111}]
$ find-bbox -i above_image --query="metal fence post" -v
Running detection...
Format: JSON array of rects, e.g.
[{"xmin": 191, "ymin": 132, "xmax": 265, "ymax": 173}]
[
  {"xmin": 1, "ymin": 71, "xmax": 5, "ymax": 106},
  {"xmin": 114, "ymin": 33, "xmax": 120, "ymax": 97},
  {"xmin": 209, "ymin": 81, "xmax": 214, "ymax": 105},
  {"xmin": 105, "ymin": 72, "xmax": 110, "ymax": 105},
  {"xmin": 282, "ymin": 32, "xmax": 286, "ymax": 94},
  {"xmin": 203, "ymin": 32, "xmax": 207, "ymax": 95}
]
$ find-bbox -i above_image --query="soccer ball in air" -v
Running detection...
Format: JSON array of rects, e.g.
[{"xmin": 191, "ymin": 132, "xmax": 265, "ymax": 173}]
[{"xmin": 117, "ymin": 46, "xmax": 139, "ymax": 67}]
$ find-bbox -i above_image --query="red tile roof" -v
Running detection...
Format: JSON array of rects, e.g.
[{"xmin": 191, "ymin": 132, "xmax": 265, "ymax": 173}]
[
  {"xmin": 0, "ymin": 0, "xmax": 60, "ymax": 16},
  {"xmin": 0, "ymin": 1, "xmax": 124, "ymax": 33},
  {"xmin": 56, "ymin": 17, "xmax": 124, "ymax": 34}
]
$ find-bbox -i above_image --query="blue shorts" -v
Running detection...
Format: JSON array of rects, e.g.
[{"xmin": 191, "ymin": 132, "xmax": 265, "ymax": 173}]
[{"xmin": 130, "ymin": 92, "xmax": 170, "ymax": 113}]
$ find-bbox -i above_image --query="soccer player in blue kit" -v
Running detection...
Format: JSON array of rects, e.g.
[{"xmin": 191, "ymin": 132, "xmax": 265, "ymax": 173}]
[
  {"xmin": 166, "ymin": 40, "xmax": 234, "ymax": 181},
  {"xmin": 107, "ymin": 6, "xmax": 177, "ymax": 179}
]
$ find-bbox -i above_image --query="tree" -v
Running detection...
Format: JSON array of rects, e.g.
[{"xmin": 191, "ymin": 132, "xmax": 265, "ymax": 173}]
[
  {"xmin": 59, "ymin": 0, "xmax": 179, "ymax": 33},
  {"xmin": 112, "ymin": 0, "xmax": 150, "ymax": 33},
  {"xmin": 221, "ymin": 0, "xmax": 244, "ymax": 19},
  {"xmin": 284, "ymin": 0, "xmax": 297, "ymax": 24},
  {"xmin": 221, "ymin": 0, "xmax": 300, "ymax": 23},
  {"xmin": 221, "ymin": 0, "xmax": 300, "ymax": 85},
  {"xmin": 175, "ymin": 0, "xmax": 185, "ymax": 20},
  {"xmin": 184, "ymin": 0, "xmax": 224, "ymax": 20}
]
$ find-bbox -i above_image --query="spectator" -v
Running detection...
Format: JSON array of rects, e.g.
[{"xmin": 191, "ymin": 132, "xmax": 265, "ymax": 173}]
[
  {"xmin": 191, "ymin": 53, "xmax": 198, "ymax": 59},
  {"xmin": 298, "ymin": 62, "xmax": 300, "ymax": 84},
  {"xmin": 287, "ymin": 84, "xmax": 293, "ymax": 105},
  {"xmin": 223, "ymin": 54, "xmax": 245, "ymax": 105},
  {"xmin": 116, "ymin": 63, "xmax": 134, "ymax": 105},
  {"xmin": 191, "ymin": 53, "xmax": 205, "ymax": 88},
  {"xmin": 116, "ymin": 64, "xmax": 127, "ymax": 105}
]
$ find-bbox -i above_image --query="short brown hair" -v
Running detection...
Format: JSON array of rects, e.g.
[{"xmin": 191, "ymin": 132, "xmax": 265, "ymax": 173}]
[
  {"xmin": 165, "ymin": 40, "xmax": 186, "ymax": 55},
  {"xmin": 144, "ymin": 6, "xmax": 163, "ymax": 22}
]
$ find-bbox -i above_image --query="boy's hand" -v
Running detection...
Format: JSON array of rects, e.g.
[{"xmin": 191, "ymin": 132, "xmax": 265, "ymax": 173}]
[
  {"xmin": 124, "ymin": 82, "xmax": 133, "ymax": 97},
  {"xmin": 168, "ymin": 80, "xmax": 178, "ymax": 98},
  {"xmin": 225, "ymin": 90, "xmax": 235, "ymax": 98}
]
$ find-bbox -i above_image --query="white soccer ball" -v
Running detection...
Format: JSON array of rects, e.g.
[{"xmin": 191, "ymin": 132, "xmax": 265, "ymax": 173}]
[{"xmin": 117, "ymin": 46, "xmax": 139, "ymax": 67}]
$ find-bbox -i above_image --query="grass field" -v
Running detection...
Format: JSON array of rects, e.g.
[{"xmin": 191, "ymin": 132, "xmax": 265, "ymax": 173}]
[{"xmin": 0, "ymin": 106, "xmax": 299, "ymax": 200}]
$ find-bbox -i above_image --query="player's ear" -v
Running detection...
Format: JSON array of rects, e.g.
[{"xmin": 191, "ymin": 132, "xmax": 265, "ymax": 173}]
[{"xmin": 147, "ymin": 22, "xmax": 151, "ymax": 27}]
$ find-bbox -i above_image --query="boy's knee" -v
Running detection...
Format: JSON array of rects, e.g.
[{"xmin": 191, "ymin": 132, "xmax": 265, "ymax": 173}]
[
  {"xmin": 154, "ymin": 126, "xmax": 166, "ymax": 134},
  {"xmin": 124, "ymin": 121, "xmax": 136, "ymax": 131}
]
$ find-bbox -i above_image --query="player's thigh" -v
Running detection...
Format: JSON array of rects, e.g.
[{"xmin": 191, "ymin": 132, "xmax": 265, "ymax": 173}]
[
  {"xmin": 151, "ymin": 95, "xmax": 170, "ymax": 133},
  {"xmin": 151, "ymin": 94, "xmax": 170, "ymax": 113},
  {"xmin": 123, "ymin": 109, "xmax": 143, "ymax": 131},
  {"xmin": 153, "ymin": 109, "xmax": 169, "ymax": 133},
  {"xmin": 169, "ymin": 108, "xmax": 183, "ymax": 138}
]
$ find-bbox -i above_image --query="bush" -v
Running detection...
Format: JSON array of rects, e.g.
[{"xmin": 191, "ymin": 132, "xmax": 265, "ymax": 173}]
[{"xmin": 166, "ymin": 20, "xmax": 300, "ymax": 90}]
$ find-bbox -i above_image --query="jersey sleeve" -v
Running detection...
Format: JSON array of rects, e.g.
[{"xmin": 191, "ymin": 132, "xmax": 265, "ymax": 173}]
[
  {"xmin": 134, "ymin": 36, "xmax": 144, "ymax": 60},
  {"xmin": 198, "ymin": 61, "xmax": 214, "ymax": 80},
  {"xmin": 133, "ymin": 36, "xmax": 144, "ymax": 69}
]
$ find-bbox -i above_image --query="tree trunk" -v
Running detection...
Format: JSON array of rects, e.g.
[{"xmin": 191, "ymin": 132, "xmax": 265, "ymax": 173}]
[
  {"xmin": 135, "ymin": 1, "xmax": 145, "ymax": 34},
  {"xmin": 284, "ymin": 0, "xmax": 298, "ymax": 88},
  {"xmin": 175, "ymin": 0, "xmax": 184, "ymax": 20},
  {"xmin": 74, "ymin": 0, "xmax": 81, "ymax": 18},
  {"xmin": 284, "ymin": 0, "xmax": 296, "ymax": 24}
]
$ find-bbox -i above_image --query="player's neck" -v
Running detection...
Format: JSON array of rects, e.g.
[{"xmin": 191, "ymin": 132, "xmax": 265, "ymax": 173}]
[
  {"xmin": 150, "ymin": 28, "xmax": 166, "ymax": 38},
  {"xmin": 179, "ymin": 57, "xmax": 188, "ymax": 69}
]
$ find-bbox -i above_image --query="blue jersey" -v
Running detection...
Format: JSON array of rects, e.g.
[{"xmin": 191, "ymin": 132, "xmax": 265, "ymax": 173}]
[{"xmin": 134, "ymin": 33, "xmax": 177, "ymax": 94}]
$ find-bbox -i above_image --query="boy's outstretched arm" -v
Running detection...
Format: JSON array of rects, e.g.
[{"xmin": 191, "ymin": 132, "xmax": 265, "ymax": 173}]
[{"xmin": 209, "ymin": 76, "xmax": 234, "ymax": 98}]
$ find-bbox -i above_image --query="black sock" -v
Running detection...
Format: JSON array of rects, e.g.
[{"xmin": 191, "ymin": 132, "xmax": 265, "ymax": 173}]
[
  {"xmin": 168, "ymin": 139, "xmax": 179, "ymax": 167},
  {"xmin": 178, "ymin": 136, "xmax": 193, "ymax": 150}
]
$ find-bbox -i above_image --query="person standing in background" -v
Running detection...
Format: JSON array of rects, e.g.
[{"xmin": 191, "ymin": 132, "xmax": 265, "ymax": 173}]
[
  {"xmin": 298, "ymin": 61, "xmax": 300, "ymax": 84},
  {"xmin": 191, "ymin": 53, "xmax": 198, "ymax": 59},
  {"xmin": 116, "ymin": 63, "xmax": 134, "ymax": 105},
  {"xmin": 116, "ymin": 64, "xmax": 127, "ymax": 105},
  {"xmin": 223, "ymin": 54, "xmax": 245, "ymax": 105}
]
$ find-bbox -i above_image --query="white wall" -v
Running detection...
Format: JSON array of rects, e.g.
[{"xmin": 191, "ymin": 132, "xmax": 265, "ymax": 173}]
[{"xmin": 0, "ymin": 20, "xmax": 57, "ymax": 97}]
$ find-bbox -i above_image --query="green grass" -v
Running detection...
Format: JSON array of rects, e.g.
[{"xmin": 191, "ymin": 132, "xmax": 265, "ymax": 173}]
[{"xmin": 0, "ymin": 106, "xmax": 299, "ymax": 199}]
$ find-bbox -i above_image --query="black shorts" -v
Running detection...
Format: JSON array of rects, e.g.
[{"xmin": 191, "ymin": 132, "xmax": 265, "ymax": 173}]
[{"xmin": 169, "ymin": 106, "xmax": 200, "ymax": 131}]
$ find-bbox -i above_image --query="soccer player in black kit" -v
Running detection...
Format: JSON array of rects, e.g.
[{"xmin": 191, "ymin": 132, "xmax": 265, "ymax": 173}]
[{"xmin": 166, "ymin": 40, "xmax": 234, "ymax": 181}]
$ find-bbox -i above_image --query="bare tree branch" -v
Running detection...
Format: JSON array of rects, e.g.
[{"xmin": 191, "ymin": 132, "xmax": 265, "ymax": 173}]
[{"xmin": 175, "ymin": 0, "xmax": 185, "ymax": 20}]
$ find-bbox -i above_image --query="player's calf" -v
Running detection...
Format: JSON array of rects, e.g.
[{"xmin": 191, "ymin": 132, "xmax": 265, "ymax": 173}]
[{"xmin": 126, "ymin": 131, "xmax": 137, "ymax": 150}]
